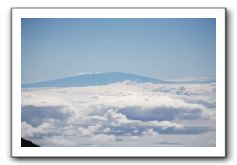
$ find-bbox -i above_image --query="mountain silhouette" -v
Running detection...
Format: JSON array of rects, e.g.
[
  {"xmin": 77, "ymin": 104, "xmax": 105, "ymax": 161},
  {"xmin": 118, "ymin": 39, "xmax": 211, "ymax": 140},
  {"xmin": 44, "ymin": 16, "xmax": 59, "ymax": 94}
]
[
  {"xmin": 22, "ymin": 72, "xmax": 165, "ymax": 88},
  {"xmin": 21, "ymin": 138, "xmax": 40, "ymax": 147}
]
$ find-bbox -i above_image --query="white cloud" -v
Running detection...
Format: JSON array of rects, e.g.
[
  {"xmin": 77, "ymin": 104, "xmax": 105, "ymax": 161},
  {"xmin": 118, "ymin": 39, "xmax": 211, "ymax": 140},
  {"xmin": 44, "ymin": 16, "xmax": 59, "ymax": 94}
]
[
  {"xmin": 78, "ymin": 127, "xmax": 93, "ymax": 136},
  {"xmin": 91, "ymin": 134, "xmax": 116, "ymax": 142},
  {"xmin": 142, "ymin": 128, "xmax": 159, "ymax": 137},
  {"xmin": 21, "ymin": 81, "xmax": 216, "ymax": 147}
]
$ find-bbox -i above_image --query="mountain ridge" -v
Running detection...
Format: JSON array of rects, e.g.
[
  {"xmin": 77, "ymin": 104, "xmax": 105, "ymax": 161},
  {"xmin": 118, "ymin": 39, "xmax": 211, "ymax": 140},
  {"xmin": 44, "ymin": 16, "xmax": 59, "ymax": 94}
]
[
  {"xmin": 21, "ymin": 138, "xmax": 40, "ymax": 147},
  {"xmin": 22, "ymin": 72, "xmax": 216, "ymax": 88},
  {"xmin": 22, "ymin": 72, "xmax": 165, "ymax": 88}
]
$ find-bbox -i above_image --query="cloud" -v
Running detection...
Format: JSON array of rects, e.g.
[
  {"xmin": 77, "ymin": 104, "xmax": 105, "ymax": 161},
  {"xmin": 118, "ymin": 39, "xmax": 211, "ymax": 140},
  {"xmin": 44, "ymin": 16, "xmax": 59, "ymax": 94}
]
[
  {"xmin": 91, "ymin": 134, "xmax": 116, "ymax": 142},
  {"xmin": 22, "ymin": 105, "xmax": 72, "ymax": 127},
  {"xmin": 142, "ymin": 128, "xmax": 159, "ymax": 137},
  {"xmin": 21, "ymin": 81, "xmax": 216, "ymax": 147},
  {"xmin": 156, "ymin": 141, "xmax": 181, "ymax": 145},
  {"xmin": 22, "ymin": 121, "xmax": 54, "ymax": 138}
]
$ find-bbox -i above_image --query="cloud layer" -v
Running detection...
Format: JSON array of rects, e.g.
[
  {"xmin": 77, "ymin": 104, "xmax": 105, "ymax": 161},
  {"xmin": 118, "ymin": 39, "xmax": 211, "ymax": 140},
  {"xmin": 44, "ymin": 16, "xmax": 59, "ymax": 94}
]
[{"xmin": 21, "ymin": 81, "xmax": 216, "ymax": 147}]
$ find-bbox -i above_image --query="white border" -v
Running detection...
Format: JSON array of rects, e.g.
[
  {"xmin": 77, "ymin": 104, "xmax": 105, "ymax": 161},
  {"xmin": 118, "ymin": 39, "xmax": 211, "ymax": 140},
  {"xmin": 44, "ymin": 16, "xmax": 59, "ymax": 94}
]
[{"xmin": 12, "ymin": 8, "xmax": 226, "ymax": 157}]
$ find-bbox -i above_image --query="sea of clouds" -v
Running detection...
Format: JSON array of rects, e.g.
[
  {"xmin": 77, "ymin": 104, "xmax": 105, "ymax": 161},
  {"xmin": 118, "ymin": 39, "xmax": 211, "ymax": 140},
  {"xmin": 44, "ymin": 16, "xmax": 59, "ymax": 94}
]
[{"xmin": 21, "ymin": 81, "xmax": 216, "ymax": 147}]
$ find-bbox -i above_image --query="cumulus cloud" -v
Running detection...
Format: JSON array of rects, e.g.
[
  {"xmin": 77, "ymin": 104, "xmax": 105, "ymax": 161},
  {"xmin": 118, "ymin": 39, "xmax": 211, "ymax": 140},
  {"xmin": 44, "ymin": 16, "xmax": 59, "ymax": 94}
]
[
  {"xmin": 142, "ymin": 128, "xmax": 159, "ymax": 137},
  {"xmin": 21, "ymin": 81, "xmax": 216, "ymax": 147},
  {"xmin": 92, "ymin": 134, "xmax": 116, "ymax": 142}
]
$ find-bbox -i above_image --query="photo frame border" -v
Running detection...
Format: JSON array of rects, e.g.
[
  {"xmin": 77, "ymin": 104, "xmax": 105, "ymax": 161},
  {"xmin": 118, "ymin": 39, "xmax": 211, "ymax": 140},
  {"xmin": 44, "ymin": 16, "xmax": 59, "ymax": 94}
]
[{"xmin": 11, "ymin": 7, "xmax": 227, "ymax": 158}]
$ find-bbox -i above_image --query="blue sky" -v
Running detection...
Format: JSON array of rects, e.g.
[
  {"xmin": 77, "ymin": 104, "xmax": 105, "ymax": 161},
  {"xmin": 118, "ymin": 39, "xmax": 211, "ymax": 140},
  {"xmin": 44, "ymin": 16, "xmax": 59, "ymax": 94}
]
[{"xmin": 22, "ymin": 18, "xmax": 216, "ymax": 84}]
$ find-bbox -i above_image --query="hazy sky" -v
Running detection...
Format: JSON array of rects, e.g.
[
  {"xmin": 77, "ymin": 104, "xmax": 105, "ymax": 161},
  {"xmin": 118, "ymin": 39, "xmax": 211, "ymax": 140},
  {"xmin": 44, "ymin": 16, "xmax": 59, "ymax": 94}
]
[{"xmin": 22, "ymin": 18, "xmax": 216, "ymax": 84}]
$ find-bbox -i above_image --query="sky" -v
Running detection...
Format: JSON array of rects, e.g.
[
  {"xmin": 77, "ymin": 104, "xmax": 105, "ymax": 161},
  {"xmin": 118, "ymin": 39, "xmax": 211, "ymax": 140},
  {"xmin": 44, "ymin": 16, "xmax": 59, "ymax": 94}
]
[{"xmin": 21, "ymin": 18, "xmax": 216, "ymax": 84}]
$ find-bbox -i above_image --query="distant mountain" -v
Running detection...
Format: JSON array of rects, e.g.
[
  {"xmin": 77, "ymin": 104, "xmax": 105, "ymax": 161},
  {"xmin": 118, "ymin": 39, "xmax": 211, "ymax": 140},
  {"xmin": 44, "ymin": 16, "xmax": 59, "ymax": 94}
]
[
  {"xmin": 22, "ymin": 72, "xmax": 166, "ymax": 88},
  {"xmin": 22, "ymin": 72, "xmax": 216, "ymax": 88},
  {"xmin": 21, "ymin": 138, "xmax": 40, "ymax": 147}
]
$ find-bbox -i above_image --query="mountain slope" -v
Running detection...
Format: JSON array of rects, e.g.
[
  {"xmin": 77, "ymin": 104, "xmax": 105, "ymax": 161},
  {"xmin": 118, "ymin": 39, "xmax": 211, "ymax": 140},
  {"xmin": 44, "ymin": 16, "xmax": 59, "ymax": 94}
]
[
  {"xmin": 22, "ymin": 72, "xmax": 165, "ymax": 88},
  {"xmin": 21, "ymin": 138, "xmax": 40, "ymax": 147}
]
